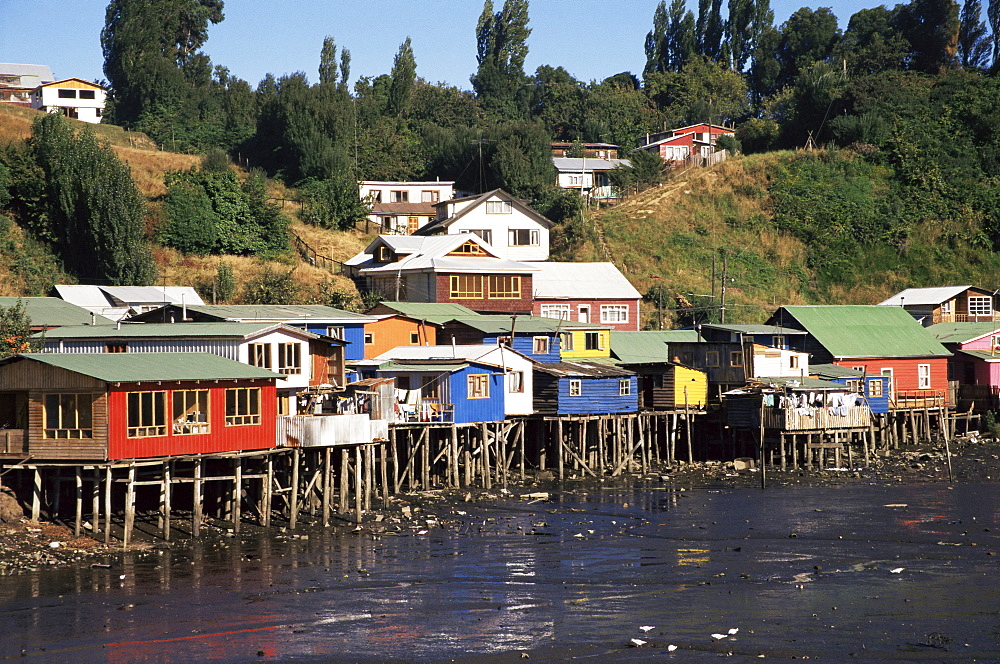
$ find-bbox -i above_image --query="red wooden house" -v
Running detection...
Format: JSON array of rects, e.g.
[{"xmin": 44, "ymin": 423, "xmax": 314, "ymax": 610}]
[
  {"xmin": 0, "ymin": 353, "xmax": 281, "ymax": 462},
  {"xmin": 766, "ymin": 305, "xmax": 952, "ymax": 408},
  {"xmin": 637, "ymin": 123, "xmax": 734, "ymax": 164},
  {"xmin": 346, "ymin": 233, "xmax": 537, "ymax": 315}
]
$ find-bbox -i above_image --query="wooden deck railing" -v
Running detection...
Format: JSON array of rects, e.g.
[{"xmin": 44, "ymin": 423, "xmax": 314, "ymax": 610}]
[
  {"xmin": 890, "ymin": 390, "xmax": 947, "ymax": 410},
  {"xmin": 932, "ymin": 313, "xmax": 1000, "ymax": 323},
  {"xmin": 762, "ymin": 407, "xmax": 871, "ymax": 431}
]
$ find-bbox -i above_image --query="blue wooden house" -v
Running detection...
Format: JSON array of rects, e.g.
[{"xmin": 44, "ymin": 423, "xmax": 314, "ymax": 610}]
[
  {"xmin": 440, "ymin": 315, "xmax": 614, "ymax": 364},
  {"xmin": 533, "ymin": 361, "xmax": 638, "ymax": 416},
  {"xmin": 376, "ymin": 358, "xmax": 505, "ymax": 424},
  {"xmin": 810, "ymin": 364, "xmax": 890, "ymax": 414}
]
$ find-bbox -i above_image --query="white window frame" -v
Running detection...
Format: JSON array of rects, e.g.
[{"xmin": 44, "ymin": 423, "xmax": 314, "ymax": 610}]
[
  {"xmin": 968, "ymin": 296, "xmax": 993, "ymax": 317},
  {"xmin": 508, "ymin": 371, "xmax": 524, "ymax": 393},
  {"xmin": 600, "ymin": 305, "xmax": 629, "ymax": 324},
  {"xmin": 539, "ymin": 304, "xmax": 571, "ymax": 320},
  {"xmin": 772, "ymin": 335, "xmax": 785, "ymax": 348},
  {"xmin": 568, "ymin": 379, "xmax": 582, "ymax": 396},
  {"xmin": 918, "ymin": 364, "xmax": 931, "ymax": 389},
  {"xmin": 619, "ymin": 379, "xmax": 631, "ymax": 396},
  {"xmin": 508, "ymin": 229, "xmax": 539, "ymax": 246},
  {"xmin": 486, "ymin": 200, "xmax": 512, "ymax": 214},
  {"xmin": 532, "ymin": 336, "xmax": 550, "ymax": 355}
]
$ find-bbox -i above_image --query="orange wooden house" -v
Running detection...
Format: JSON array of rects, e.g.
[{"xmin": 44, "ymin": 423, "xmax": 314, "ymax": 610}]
[{"xmin": 362, "ymin": 314, "xmax": 438, "ymax": 359}]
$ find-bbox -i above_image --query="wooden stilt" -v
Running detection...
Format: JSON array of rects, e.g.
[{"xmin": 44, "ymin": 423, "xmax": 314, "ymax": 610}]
[
  {"xmin": 162, "ymin": 461, "xmax": 172, "ymax": 540},
  {"xmin": 104, "ymin": 466, "xmax": 113, "ymax": 544},
  {"xmin": 354, "ymin": 446, "xmax": 363, "ymax": 522},
  {"xmin": 556, "ymin": 418, "xmax": 564, "ymax": 480},
  {"xmin": 74, "ymin": 467, "xmax": 83, "ymax": 538},
  {"xmin": 31, "ymin": 467, "xmax": 41, "ymax": 522},
  {"xmin": 232, "ymin": 458, "xmax": 242, "ymax": 533},
  {"xmin": 289, "ymin": 448, "xmax": 300, "ymax": 529},
  {"xmin": 124, "ymin": 465, "xmax": 136, "ymax": 548},
  {"xmin": 263, "ymin": 454, "xmax": 273, "ymax": 527},
  {"xmin": 91, "ymin": 471, "xmax": 100, "ymax": 538},
  {"xmin": 339, "ymin": 448, "xmax": 349, "ymax": 514}
]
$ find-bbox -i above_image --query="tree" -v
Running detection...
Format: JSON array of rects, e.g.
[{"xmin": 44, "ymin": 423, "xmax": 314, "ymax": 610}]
[
  {"xmin": 838, "ymin": 6, "xmax": 911, "ymax": 75},
  {"xmin": 472, "ymin": 0, "xmax": 532, "ymax": 118},
  {"xmin": 0, "ymin": 299, "xmax": 40, "ymax": 359},
  {"xmin": 895, "ymin": 0, "xmax": 961, "ymax": 74},
  {"xmin": 958, "ymin": 0, "xmax": 993, "ymax": 68},
  {"xmin": 697, "ymin": 0, "xmax": 725, "ymax": 59},
  {"xmin": 387, "ymin": 37, "xmax": 417, "ymax": 117},
  {"xmin": 776, "ymin": 7, "xmax": 841, "ymax": 89},
  {"xmin": 319, "ymin": 35, "xmax": 339, "ymax": 86},
  {"xmin": 990, "ymin": 0, "xmax": 1000, "ymax": 69},
  {"xmin": 23, "ymin": 114, "xmax": 156, "ymax": 285},
  {"xmin": 726, "ymin": 0, "xmax": 755, "ymax": 71}
]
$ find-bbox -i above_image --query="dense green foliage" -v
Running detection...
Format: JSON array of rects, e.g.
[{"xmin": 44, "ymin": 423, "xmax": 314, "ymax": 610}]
[
  {"xmin": 0, "ymin": 299, "xmax": 41, "ymax": 359},
  {"xmin": 2, "ymin": 114, "xmax": 156, "ymax": 285}
]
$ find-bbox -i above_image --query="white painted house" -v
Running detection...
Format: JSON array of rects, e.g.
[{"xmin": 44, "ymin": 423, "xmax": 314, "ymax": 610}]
[
  {"xmin": 31, "ymin": 78, "xmax": 106, "ymax": 124},
  {"xmin": 370, "ymin": 344, "xmax": 535, "ymax": 417},
  {"xmin": 748, "ymin": 344, "xmax": 810, "ymax": 380},
  {"xmin": 416, "ymin": 189, "xmax": 553, "ymax": 261},
  {"xmin": 359, "ymin": 181, "xmax": 456, "ymax": 234}
]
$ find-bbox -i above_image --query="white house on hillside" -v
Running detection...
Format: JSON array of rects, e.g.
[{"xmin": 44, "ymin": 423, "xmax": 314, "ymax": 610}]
[
  {"xmin": 31, "ymin": 78, "xmax": 106, "ymax": 124},
  {"xmin": 359, "ymin": 181, "xmax": 456, "ymax": 234},
  {"xmin": 416, "ymin": 189, "xmax": 553, "ymax": 261}
]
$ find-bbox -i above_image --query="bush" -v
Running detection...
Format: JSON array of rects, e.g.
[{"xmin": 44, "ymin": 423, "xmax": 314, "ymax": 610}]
[
  {"xmin": 243, "ymin": 267, "xmax": 299, "ymax": 304},
  {"xmin": 216, "ymin": 262, "xmax": 236, "ymax": 302}
]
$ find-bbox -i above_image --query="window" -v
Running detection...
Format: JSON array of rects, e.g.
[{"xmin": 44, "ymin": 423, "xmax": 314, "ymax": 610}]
[
  {"xmin": 941, "ymin": 300, "xmax": 953, "ymax": 315},
  {"xmin": 881, "ymin": 368, "xmax": 894, "ymax": 395},
  {"xmin": 918, "ymin": 364, "xmax": 931, "ymax": 389},
  {"xmin": 248, "ymin": 343, "xmax": 271, "ymax": 369},
  {"xmin": 730, "ymin": 351, "xmax": 743, "ymax": 367},
  {"xmin": 846, "ymin": 380, "xmax": 860, "ymax": 392},
  {"xmin": 43, "ymin": 394, "xmax": 93, "ymax": 439},
  {"xmin": 369, "ymin": 190, "xmax": 383, "ymax": 203},
  {"xmin": 600, "ymin": 305, "xmax": 629, "ymax": 324},
  {"xmin": 364, "ymin": 333, "xmax": 374, "ymax": 345},
  {"xmin": 421, "ymin": 376, "xmax": 439, "ymax": 398},
  {"xmin": 460, "ymin": 229, "xmax": 493, "ymax": 245},
  {"xmin": 390, "ymin": 190, "xmax": 408, "ymax": 203},
  {"xmin": 449, "ymin": 241, "xmax": 488, "ymax": 256},
  {"xmin": 127, "ymin": 391, "xmax": 167, "ymax": 437},
  {"xmin": 468, "ymin": 373, "xmax": 490, "ymax": 399},
  {"xmin": 487, "ymin": 275, "xmax": 521, "ymax": 299},
  {"xmin": 410, "ymin": 331, "xmax": 420, "ymax": 344},
  {"xmin": 992, "ymin": 335, "xmax": 1000, "ymax": 350},
  {"xmin": 869, "ymin": 378, "xmax": 883, "ymax": 397},
  {"xmin": 486, "ymin": 200, "xmax": 512, "ymax": 214},
  {"xmin": 560, "ymin": 331, "xmax": 574, "ymax": 351},
  {"xmin": 968, "ymin": 296, "xmax": 993, "ymax": 316},
  {"xmin": 226, "ymin": 388, "xmax": 261, "ymax": 426},
  {"xmin": 79, "ymin": 89, "xmax": 95, "ymax": 100},
  {"xmin": 619, "ymin": 379, "xmax": 631, "ymax": 396},
  {"xmin": 375, "ymin": 245, "xmax": 394, "ymax": 262},
  {"xmin": 508, "ymin": 371, "xmax": 524, "ymax": 393},
  {"xmin": 57, "ymin": 89, "xmax": 77, "ymax": 99},
  {"xmin": 789, "ymin": 355, "xmax": 800, "ymax": 370},
  {"xmin": 508, "ymin": 229, "xmax": 539, "ymax": 246},
  {"xmin": 772, "ymin": 335, "xmax": 785, "ymax": 348},
  {"xmin": 569, "ymin": 379, "xmax": 582, "ymax": 396},
  {"xmin": 396, "ymin": 376, "xmax": 411, "ymax": 390},
  {"xmin": 421, "ymin": 190, "xmax": 440, "ymax": 203},
  {"xmin": 540, "ymin": 304, "xmax": 571, "ymax": 320},
  {"xmin": 450, "ymin": 274, "xmax": 483, "ymax": 298},
  {"xmin": 106, "ymin": 342, "xmax": 127, "ymax": 353},
  {"xmin": 706, "ymin": 350, "xmax": 720, "ymax": 367},
  {"xmin": 326, "ymin": 326, "xmax": 345, "ymax": 340},
  {"xmin": 584, "ymin": 332, "xmax": 604, "ymax": 351},
  {"xmin": 497, "ymin": 336, "xmax": 512, "ymax": 347},
  {"xmin": 278, "ymin": 343, "xmax": 302, "ymax": 374},
  {"xmin": 173, "ymin": 390, "xmax": 209, "ymax": 435},
  {"xmin": 681, "ymin": 351, "xmax": 694, "ymax": 366},
  {"xmin": 533, "ymin": 336, "xmax": 550, "ymax": 355}
]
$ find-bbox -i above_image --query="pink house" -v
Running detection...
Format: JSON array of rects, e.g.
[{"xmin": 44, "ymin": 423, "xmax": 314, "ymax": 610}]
[
  {"xmin": 527, "ymin": 262, "xmax": 642, "ymax": 331},
  {"xmin": 930, "ymin": 322, "xmax": 1000, "ymax": 389}
]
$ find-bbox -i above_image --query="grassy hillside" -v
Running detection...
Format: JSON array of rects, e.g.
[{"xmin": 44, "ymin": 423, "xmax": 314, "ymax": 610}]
[
  {"xmin": 558, "ymin": 150, "xmax": 1000, "ymax": 328},
  {"xmin": 0, "ymin": 104, "xmax": 368, "ymax": 305}
]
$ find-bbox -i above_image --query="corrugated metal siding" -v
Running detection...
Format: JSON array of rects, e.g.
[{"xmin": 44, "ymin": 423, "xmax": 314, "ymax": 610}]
[
  {"xmin": 106, "ymin": 380, "xmax": 277, "ymax": 459},
  {"xmin": 834, "ymin": 358, "xmax": 949, "ymax": 403},
  {"xmin": 483, "ymin": 333, "xmax": 561, "ymax": 363},
  {"xmin": 46, "ymin": 339, "xmax": 240, "ymax": 360},
  {"xmin": 664, "ymin": 366, "xmax": 707, "ymax": 407},
  {"xmin": 557, "ymin": 376, "xmax": 638, "ymax": 415},
  {"xmin": 302, "ymin": 323, "xmax": 366, "ymax": 360},
  {"xmin": 277, "ymin": 414, "xmax": 389, "ymax": 447},
  {"xmin": 451, "ymin": 366, "xmax": 504, "ymax": 423}
]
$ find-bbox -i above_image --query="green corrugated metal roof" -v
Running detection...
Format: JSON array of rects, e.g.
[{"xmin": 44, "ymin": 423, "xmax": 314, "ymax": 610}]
[
  {"xmin": 449, "ymin": 315, "xmax": 608, "ymax": 334},
  {"xmin": 611, "ymin": 330, "xmax": 700, "ymax": 364},
  {"xmin": 0, "ymin": 297, "xmax": 114, "ymax": 327},
  {"xmin": 809, "ymin": 363, "xmax": 863, "ymax": 379},
  {"xmin": 956, "ymin": 349, "xmax": 1000, "ymax": 361},
  {"xmin": 703, "ymin": 324, "xmax": 806, "ymax": 335},
  {"xmin": 37, "ymin": 322, "xmax": 300, "ymax": 340},
  {"xmin": 12, "ymin": 353, "xmax": 283, "ymax": 382},
  {"xmin": 371, "ymin": 302, "xmax": 480, "ymax": 324},
  {"xmin": 928, "ymin": 322, "xmax": 1000, "ymax": 344},
  {"xmin": 777, "ymin": 306, "xmax": 951, "ymax": 358},
  {"xmin": 185, "ymin": 304, "xmax": 371, "ymax": 320}
]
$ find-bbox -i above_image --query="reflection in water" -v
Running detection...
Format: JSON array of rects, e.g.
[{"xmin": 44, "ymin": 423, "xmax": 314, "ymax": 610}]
[{"xmin": 1, "ymin": 481, "xmax": 999, "ymax": 663}]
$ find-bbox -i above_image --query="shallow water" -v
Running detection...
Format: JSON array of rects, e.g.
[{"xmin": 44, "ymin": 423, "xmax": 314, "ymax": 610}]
[{"xmin": 2, "ymin": 480, "xmax": 999, "ymax": 662}]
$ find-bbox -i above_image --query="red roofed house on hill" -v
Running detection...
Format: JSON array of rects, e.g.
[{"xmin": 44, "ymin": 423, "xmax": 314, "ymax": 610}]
[{"xmin": 637, "ymin": 123, "xmax": 733, "ymax": 166}]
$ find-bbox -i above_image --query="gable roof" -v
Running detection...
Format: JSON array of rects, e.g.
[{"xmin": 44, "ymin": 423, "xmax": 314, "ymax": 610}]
[
  {"xmin": 0, "ymin": 63, "xmax": 54, "ymax": 87},
  {"xmin": 928, "ymin": 322, "xmax": 1000, "ymax": 345},
  {"xmin": 534, "ymin": 361, "xmax": 634, "ymax": 378},
  {"xmin": 809, "ymin": 363, "xmax": 865, "ymax": 379},
  {"xmin": 416, "ymin": 189, "xmax": 554, "ymax": 235},
  {"xmin": 611, "ymin": 330, "xmax": 700, "ymax": 363},
  {"xmin": 0, "ymin": 297, "xmax": 114, "ymax": 327},
  {"xmin": 770, "ymin": 305, "xmax": 951, "ymax": 358},
  {"xmin": 553, "ymin": 157, "xmax": 631, "ymax": 172},
  {"xmin": 353, "ymin": 233, "xmax": 536, "ymax": 275},
  {"xmin": 879, "ymin": 285, "xmax": 984, "ymax": 306},
  {"xmin": 372, "ymin": 344, "xmax": 530, "ymax": 366},
  {"xmin": 5, "ymin": 352, "xmax": 282, "ymax": 383},
  {"xmin": 524, "ymin": 262, "xmax": 641, "ymax": 300},
  {"xmin": 37, "ymin": 78, "xmax": 104, "ymax": 90},
  {"xmin": 36, "ymin": 321, "xmax": 321, "ymax": 341}
]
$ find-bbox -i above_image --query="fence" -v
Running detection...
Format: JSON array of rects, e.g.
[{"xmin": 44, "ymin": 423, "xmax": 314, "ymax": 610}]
[{"xmin": 289, "ymin": 231, "xmax": 347, "ymax": 275}]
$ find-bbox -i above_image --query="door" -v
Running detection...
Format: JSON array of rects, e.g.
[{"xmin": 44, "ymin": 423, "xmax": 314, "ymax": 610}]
[
  {"xmin": 407, "ymin": 216, "xmax": 420, "ymax": 234},
  {"xmin": 578, "ymin": 305, "xmax": 590, "ymax": 323}
]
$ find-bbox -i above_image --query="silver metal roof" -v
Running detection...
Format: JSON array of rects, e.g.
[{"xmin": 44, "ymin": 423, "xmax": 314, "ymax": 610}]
[
  {"xmin": 523, "ymin": 262, "xmax": 641, "ymax": 300},
  {"xmin": 552, "ymin": 157, "xmax": 631, "ymax": 171},
  {"xmin": 879, "ymin": 286, "xmax": 977, "ymax": 306}
]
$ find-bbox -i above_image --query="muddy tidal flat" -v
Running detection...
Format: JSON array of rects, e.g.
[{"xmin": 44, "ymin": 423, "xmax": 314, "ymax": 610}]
[{"xmin": 2, "ymin": 447, "xmax": 1000, "ymax": 663}]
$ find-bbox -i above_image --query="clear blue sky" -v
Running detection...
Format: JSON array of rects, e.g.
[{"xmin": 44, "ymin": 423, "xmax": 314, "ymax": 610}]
[{"xmin": 3, "ymin": 0, "xmax": 875, "ymax": 89}]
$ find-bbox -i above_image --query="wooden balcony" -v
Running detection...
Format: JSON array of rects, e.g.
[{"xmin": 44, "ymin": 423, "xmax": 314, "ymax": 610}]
[
  {"xmin": 891, "ymin": 390, "xmax": 947, "ymax": 410},
  {"xmin": 762, "ymin": 407, "xmax": 871, "ymax": 431},
  {"xmin": 932, "ymin": 313, "xmax": 1000, "ymax": 323},
  {"xmin": 396, "ymin": 399, "xmax": 455, "ymax": 423}
]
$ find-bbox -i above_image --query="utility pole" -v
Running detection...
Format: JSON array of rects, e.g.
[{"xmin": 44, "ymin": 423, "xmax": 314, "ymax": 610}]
[{"xmin": 720, "ymin": 253, "xmax": 728, "ymax": 324}]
